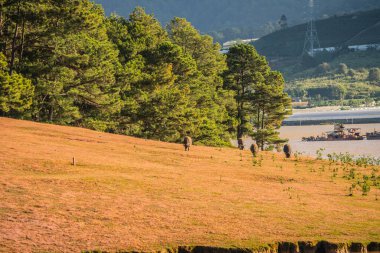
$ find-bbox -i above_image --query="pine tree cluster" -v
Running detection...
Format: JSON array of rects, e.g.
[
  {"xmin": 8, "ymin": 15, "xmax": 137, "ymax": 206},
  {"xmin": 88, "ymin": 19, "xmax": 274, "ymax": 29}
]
[{"xmin": 0, "ymin": 1, "xmax": 291, "ymax": 147}]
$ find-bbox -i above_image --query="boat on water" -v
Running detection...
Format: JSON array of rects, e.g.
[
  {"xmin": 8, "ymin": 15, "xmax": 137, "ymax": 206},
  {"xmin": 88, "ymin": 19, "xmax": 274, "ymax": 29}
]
[
  {"xmin": 366, "ymin": 130, "xmax": 380, "ymax": 140},
  {"xmin": 302, "ymin": 124, "xmax": 364, "ymax": 141}
]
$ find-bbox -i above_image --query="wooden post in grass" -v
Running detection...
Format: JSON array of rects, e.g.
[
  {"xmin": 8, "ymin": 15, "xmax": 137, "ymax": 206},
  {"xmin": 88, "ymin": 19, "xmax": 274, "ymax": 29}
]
[{"xmin": 72, "ymin": 157, "xmax": 76, "ymax": 166}]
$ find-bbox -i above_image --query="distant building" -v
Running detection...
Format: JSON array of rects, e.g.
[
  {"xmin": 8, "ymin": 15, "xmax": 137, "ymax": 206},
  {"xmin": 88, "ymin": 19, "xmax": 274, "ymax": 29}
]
[
  {"xmin": 313, "ymin": 43, "xmax": 380, "ymax": 54},
  {"xmin": 220, "ymin": 38, "xmax": 259, "ymax": 54}
]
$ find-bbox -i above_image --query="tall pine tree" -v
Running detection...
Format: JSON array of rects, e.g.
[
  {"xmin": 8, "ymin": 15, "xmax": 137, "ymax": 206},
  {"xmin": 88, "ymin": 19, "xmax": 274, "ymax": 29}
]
[
  {"xmin": 224, "ymin": 44, "xmax": 291, "ymax": 149},
  {"xmin": 167, "ymin": 17, "xmax": 236, "ymax": 146}
]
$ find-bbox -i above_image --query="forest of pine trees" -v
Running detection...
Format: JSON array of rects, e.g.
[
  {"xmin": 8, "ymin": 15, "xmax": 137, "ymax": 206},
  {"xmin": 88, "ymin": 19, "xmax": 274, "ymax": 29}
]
[{"xmin": 0, "ymin": 0, "xmax": 291, "ymax": 147}]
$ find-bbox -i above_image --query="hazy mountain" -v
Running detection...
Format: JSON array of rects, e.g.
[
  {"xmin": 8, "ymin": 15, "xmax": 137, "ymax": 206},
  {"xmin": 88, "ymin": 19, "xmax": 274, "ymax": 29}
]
[
  {"xmin": 254, "ymin": 8, "xmax": 380, "ymax": 57},
  {"xmin": 94, "ymin": 0, "xmax": 380, "ymax": 41}
]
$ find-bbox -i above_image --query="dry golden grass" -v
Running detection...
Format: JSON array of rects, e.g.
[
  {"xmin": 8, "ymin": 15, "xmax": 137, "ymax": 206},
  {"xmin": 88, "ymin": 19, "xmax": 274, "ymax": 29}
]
[{"xmin": 0, "ymin": 117, "xmax": 379, "ymax": 252}]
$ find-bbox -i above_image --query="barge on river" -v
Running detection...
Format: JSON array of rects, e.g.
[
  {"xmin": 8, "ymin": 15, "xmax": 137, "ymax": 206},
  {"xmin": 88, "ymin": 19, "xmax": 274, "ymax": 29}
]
[
  {"xmin": 366, "ymin": 130, "xmax": 380, "ymax": 140},
  {"xmin": 302, "ymin": 124, "xmax": 364, "ymax": 141}
]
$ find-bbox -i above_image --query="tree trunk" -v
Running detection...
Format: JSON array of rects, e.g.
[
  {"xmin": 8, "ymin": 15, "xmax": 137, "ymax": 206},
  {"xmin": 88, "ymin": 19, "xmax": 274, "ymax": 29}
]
[
  {"xmin": 236, "ymin": 71, "xmax": 245, "ymax": 140},
  {"xmin": 237, "ymin": 92, "xmax": 243, "ymax": 140},
  {"xmin": 0, "ymin": 3, "xmax": 3, "ymax": 37},
  {"xmin": 256, "ymin": 108, "xmax": 260, "ymax": 129},
  {"xmin": 49, "ymin": 105, "xmax": 54, "ymax": 122},
  {"xmin": 19, "ymin": 16, "xmax": 25, "ymax": 63},
  {"xmin": 9, "ymin": 3, "xmax": 21, "ymax": 75},
  {"xmin": 261, "ymin": 108, "xmax": 265, "ymax": 151},
  {"xmin": 9, "ymin": 23, "xmax": 18, "ymax": 74},
  {"xmin": 0, "ymin": 3, "xmax": 6, "ymax": 55}
]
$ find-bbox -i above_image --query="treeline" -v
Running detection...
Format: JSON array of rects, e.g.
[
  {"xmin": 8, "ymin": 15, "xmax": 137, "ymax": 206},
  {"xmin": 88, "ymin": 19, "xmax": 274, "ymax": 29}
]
[{"xmin": 0, "ymin": 0, "xmax": 291, "ymax": 148}]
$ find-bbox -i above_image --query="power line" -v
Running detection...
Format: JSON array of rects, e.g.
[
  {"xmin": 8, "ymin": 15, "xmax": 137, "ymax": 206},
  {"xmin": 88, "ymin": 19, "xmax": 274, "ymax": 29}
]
[{"xmin": 303, "ymin": 0, "xmax": 320, "ymax": 57}]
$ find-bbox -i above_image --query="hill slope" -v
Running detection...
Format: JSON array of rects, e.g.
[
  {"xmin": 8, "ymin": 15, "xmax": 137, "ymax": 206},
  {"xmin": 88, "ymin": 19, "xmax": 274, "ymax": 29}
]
[
  {"xmin": 252, "ymin": 9, "xmax": 380, "ymax": 106},
  {"xmin": 253, "ymin": 9, "xmax": 380, "ymax": 57},
  {"xmin": 94, "ymin": 0, "xmax": 380, "ymax": 40},
  {"xmin": 0, "ymin": 117, "xmax": 379, "ymax": 252}
]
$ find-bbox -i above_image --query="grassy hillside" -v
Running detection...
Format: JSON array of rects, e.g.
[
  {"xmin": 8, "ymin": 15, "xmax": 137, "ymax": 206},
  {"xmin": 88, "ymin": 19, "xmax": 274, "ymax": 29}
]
[
  {"xmin": 254, "ymin": 9, "xmax": 380, "ymax": 57},
  {"xmin": 0, "ymin": 117, "xmax": 379, "ymax": 252}
]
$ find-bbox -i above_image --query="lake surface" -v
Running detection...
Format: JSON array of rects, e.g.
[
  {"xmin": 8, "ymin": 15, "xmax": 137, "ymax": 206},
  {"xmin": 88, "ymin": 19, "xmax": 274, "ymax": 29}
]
[
  {"xmin": 285, "ymin": 107, "xmax": 380, "ymax": 121},
  {"xmin": 279, "ymin": 123, "xmax": 380, "ymax": 158}
]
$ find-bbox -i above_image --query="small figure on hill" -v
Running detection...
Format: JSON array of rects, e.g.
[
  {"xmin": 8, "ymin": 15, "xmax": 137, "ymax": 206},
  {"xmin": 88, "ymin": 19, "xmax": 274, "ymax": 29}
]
[
  {"xmin": 250, "ymin": 143, "xmax": 259, "ymax": 157},
  {"xmin": 237, "ymin": 138, "xmax": 244, "ymax": 150},
  {"xmin": 283, "ymin": 144, "xmax": 292, "ymax": 158},
  {"xmin": 183, "ymin": 135, "xmax": 192, "ymax": 151}
]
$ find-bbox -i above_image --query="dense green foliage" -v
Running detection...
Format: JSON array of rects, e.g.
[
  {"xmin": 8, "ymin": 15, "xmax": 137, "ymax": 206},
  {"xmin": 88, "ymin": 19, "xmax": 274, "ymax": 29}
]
[
  {"xmin": 0, "ymin": 1, "xmax": 291, "ymax": 147},
  {"xmin": 0, "ymin": 0, "xmax": 121, "ymax": 124},
  {"xmin": 0, "ymin": 53, "xmax": 34, "ymax": 113},
  {"xmin": 104, "ymin": 10, "xmax": 236, "ymax": 145},
  {"xmin": 95, "ymin": 0, "xmax": 380, "ymax": 43},
  {"xmin": 224, "ymin": 44, "xmax": 292, "ymax": 149},
  {"xmin": 0, "ymin": 0, "xmax": 288, "ymax": 146}
]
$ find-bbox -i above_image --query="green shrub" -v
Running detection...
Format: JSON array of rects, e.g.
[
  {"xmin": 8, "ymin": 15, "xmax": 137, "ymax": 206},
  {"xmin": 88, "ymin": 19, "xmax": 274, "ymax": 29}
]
[
  {"xmin": 315, "ymin": 62, "xmax": 331, "ymax": 75},
  {"xmin": 347, "ymin": 69, "xmax": 355, "ymax": 77},
  {"xmin": 368, "ymin": 68, "xmax": 380, "ymax": 82},
  {"xmin": 337, "ymin": 63, "xmax": 348, "ymax": 75}
]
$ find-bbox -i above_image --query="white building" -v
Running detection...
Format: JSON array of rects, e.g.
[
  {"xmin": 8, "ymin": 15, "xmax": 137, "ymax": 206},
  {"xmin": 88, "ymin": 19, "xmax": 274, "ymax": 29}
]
[
  {"xmin": 313, "ymin": 43, "xmax": 380, "ymax": 54},
  {"xmin": 220, "ymin": 38, "xmax": 260, "ymax": 54}
]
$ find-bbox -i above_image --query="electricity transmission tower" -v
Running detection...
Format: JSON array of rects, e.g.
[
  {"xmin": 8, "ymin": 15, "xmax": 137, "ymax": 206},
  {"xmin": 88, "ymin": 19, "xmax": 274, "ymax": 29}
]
[{"xmin": 303, "ymin": 0, "xmax": 320, "ymax": 57}]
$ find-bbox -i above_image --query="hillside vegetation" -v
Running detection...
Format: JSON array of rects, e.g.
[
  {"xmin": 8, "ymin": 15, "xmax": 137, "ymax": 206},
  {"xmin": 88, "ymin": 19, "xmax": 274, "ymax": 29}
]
[
  {"xmin": 94, "ymin": 0, "xmax": 380, "ymax": 42},
  {"xmin": 252, "ymin": 9, "xmax": 380, "ymax": 106},
  {"xmin": 1, "ymin": 117, "xmax": 379, "ymax": 252},
  {"xmin": 284, "ymin": 51, "xmax": 380, "ymax": 106},
  {"xmin": 253, "ymin": 9, "xmax": 380, "ymax": 57}
]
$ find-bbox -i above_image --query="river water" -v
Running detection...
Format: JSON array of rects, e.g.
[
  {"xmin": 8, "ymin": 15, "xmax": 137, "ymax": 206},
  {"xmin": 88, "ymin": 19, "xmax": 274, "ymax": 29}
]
[
  {"xmin": 232, "ymin": 108, "xmax": 380, "ymax": 158},
  {"xmin": 279, "ymin": 123, "xmax": 380, "ymax": 158},
  {"xmin": 285, "ymin": 107, "xmax": 380, "ymax": 122}
]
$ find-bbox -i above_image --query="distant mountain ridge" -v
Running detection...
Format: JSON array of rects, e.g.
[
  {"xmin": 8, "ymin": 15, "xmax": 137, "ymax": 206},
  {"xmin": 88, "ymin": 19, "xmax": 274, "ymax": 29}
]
[
  {"xmin": 94, "ymin": 0, "xmax": 380, "ymax": 41},
  {"xmin": 253, "ymin": 8, "xmax": 380, "ymax": 57}
]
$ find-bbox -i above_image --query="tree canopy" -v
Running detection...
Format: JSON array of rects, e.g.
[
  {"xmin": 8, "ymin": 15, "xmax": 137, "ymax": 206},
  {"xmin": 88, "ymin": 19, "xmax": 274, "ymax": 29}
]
[
  {"xmin": 0, "ymin": 1, "xmax": 291, "ymax": 147},
  {"xmin": 224, "ymin": 44, "xmax": 292, "ymax": 149}
]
